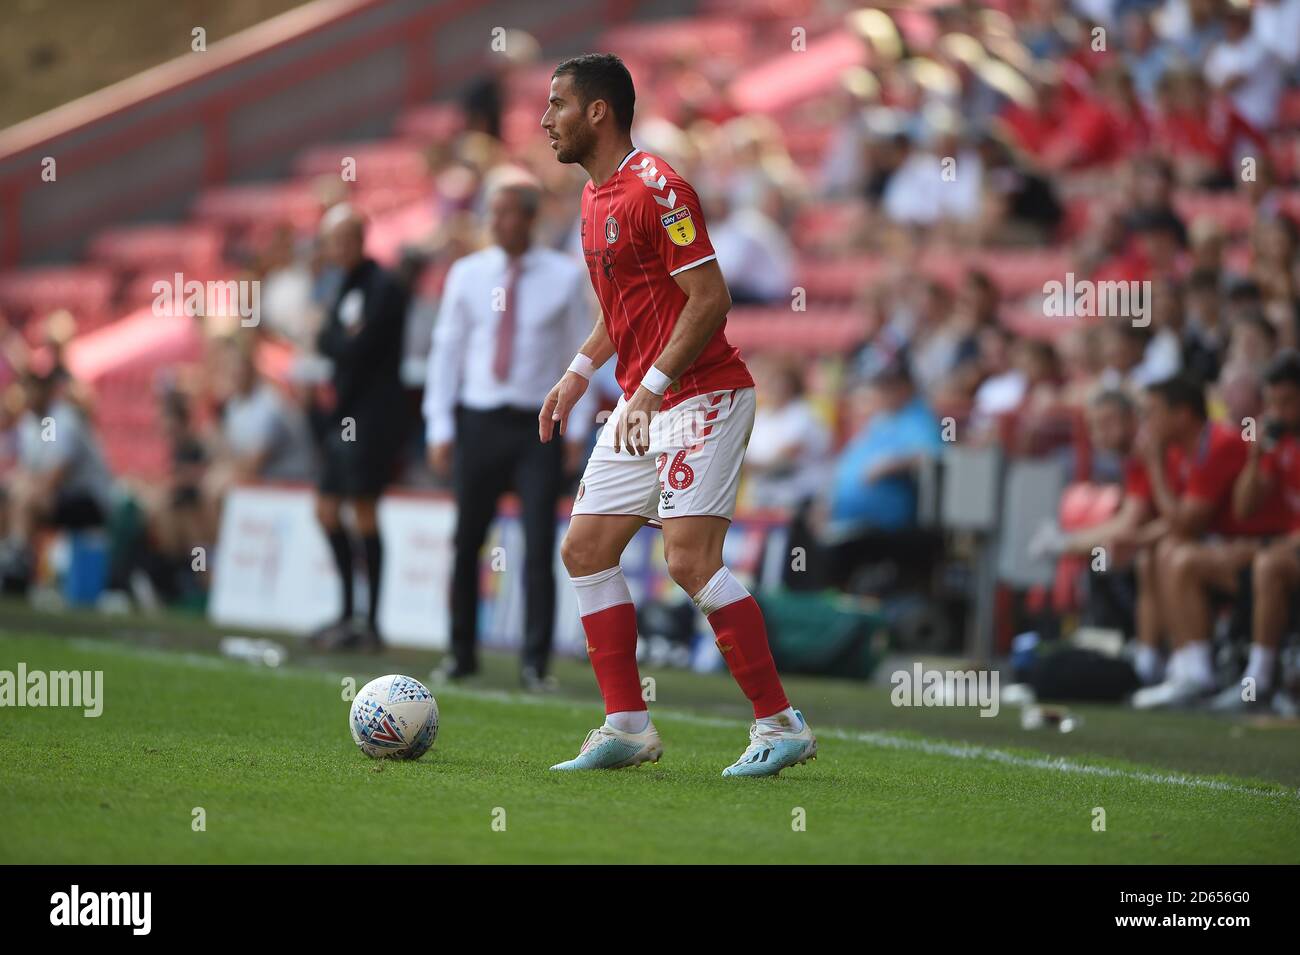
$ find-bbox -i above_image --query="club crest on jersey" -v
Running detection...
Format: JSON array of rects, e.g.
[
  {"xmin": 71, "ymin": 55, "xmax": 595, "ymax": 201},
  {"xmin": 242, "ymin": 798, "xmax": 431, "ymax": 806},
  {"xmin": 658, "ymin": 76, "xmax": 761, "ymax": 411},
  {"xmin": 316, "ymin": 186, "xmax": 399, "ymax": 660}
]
[
  {"xmin": 660, "ymin": 206, "xmax": 696, "ymax": 247},
  {"xmin": 605, "ymin": 216, "xmax": 619, "ymax": 243}
]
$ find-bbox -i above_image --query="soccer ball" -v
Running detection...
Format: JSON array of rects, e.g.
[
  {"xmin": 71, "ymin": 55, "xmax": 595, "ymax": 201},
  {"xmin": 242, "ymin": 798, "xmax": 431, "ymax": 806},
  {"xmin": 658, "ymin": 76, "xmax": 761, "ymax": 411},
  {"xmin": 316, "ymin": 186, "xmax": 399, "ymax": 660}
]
[{"xmin": 349, "ymin": 674, "xmax": 439, "ymax": 760}]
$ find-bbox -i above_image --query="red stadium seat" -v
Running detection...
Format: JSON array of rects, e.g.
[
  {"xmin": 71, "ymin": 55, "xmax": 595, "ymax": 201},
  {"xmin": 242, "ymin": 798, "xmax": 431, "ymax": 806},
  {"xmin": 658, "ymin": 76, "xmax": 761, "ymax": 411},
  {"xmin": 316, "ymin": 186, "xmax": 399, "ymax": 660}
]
[
  {"xmin": 87, "ymin": 222, "xmax": 224, "ymax": 276},
  {"xmin": 0, "ymin": 264, "xmax": 118, "ymax": 329},
  {"xmin": 192, "ymin": 181, "xmax": 324, "ymax": 234},
  {"xmin": 725, "ymin": 306, "xmax": 862, "ymax": 353},
  {"xmin": 600, "ymin": 18, "xmax": 753, "ymax": 65},
  {"xmin": 393, "ymin": 102, "xmax": 466, "ymax": 143},
  {"xmin": 728, "ymin": 29, "xmax": 866, "ymax": 115},
  {"xmin": 293, "ymin": 141, "xmax": 429, "ymax": 186}
]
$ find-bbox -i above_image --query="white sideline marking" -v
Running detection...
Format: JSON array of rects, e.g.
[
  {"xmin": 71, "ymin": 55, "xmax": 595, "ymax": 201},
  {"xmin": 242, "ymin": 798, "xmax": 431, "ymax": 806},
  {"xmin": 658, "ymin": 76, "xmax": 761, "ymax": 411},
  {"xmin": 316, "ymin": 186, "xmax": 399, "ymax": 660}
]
[{"xmin": 55, "ymin": 638, "xmax": 1300, "ymax": 800}]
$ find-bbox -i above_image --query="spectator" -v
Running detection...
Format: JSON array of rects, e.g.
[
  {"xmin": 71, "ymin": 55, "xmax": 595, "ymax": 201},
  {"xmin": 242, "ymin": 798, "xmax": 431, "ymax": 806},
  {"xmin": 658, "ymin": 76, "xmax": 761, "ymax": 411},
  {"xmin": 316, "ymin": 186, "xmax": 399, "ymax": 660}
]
[
  {"xmin": 1031, "ymin": 390, "xmax": 1161, "ymax": 677},
  {"xmin": 1252, "ymin": 0, "xmax": 1300, "ymax": 72},
  {"xmin": 706, "ymin": 186, "xmax": 795, "ymax": 305},
  {"xmin": 742, "ymin": 355, "xmax": 831, "ymax": 512},
  {"xmin": 0, "ymin": 364, "xmax": 113, "ymax": 587},
  {"xmin": 823, "ymin": 358, "xmax": 944, "ymax": 537},
  {"xmin": 1099, "ymin": 322, "xmax": 1155, "ymax": 389},
  {"xmin": 201, "ymin": 338, "xmax": 316, "ymax": 538},
  {"xmin": 146, "ymin": 390, "xmax": 207, "ymax": 565},
  {"xmin": 1204, "ymin": 6, "xmax": 1284, "ymax": 131},
  {"xmin": 1183, "ymin": 267, "xmax": 1227, "ymax": 382}
]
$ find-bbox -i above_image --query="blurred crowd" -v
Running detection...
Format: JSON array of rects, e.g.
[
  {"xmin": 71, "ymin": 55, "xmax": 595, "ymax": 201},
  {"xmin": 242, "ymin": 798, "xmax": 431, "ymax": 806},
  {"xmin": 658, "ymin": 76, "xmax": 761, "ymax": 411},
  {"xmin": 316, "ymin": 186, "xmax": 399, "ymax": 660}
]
[{"xmin": 2, "ymin": 0, "xmax": 1300, "ymax": 703}]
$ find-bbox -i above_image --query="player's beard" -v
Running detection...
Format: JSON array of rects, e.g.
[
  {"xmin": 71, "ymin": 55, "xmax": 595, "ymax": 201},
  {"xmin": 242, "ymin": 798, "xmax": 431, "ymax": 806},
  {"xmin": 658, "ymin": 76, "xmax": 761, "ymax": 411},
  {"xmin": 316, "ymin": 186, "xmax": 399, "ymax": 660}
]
[{"xmin": 555, "ymin": 122, "xmax": 596, "ymax": 165}]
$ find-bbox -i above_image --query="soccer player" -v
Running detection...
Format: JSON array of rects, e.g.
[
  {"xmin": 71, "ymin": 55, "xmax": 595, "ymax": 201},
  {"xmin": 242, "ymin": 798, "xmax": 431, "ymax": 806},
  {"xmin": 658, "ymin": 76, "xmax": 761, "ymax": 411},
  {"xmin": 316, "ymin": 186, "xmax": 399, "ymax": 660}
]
[{"xmin": 537, "ymin": 53, "xmax": 816, "ymax": 776}]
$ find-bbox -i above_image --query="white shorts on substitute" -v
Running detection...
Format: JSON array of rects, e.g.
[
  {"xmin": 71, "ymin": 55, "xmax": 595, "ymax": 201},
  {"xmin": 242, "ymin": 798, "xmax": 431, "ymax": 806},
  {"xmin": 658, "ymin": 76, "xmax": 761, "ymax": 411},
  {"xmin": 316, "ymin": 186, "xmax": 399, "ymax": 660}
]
[{"xmin": 571, "ymin": 387, "xmax": 755, "ymax": 524}]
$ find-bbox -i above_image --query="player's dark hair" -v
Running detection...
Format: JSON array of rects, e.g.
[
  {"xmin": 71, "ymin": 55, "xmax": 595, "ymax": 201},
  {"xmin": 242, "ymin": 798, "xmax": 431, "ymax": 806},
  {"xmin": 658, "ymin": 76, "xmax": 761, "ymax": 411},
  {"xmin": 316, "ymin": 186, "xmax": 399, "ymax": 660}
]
[
  {"xmin": 1145, "ymin": 375, "xmax": 1207, "ymax": 420},
  {"xmin": 553, "ymin": 53, "xmax": 635, "ymax": 134},
  {"xmin": 1263, "ymin": 349, "xmax": 1300, "ymax": 390}
]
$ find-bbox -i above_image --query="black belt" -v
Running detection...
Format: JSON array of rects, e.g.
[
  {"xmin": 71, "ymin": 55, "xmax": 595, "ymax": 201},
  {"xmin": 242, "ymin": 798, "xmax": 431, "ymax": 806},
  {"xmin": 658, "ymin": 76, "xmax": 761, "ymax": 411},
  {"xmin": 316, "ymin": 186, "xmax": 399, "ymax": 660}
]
[{"xmin": 457, "ymin": 404, "xmax": 540, "ymax": 421}]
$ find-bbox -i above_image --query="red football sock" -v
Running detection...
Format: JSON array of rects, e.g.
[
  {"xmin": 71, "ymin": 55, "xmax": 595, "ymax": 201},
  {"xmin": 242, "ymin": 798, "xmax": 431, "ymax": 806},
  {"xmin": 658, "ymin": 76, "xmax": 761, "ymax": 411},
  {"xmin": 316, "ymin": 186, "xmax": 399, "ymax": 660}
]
[
  {"xmin": 707, "ymin": 596, "xmax": 790, "ymax": 718},
  {"xmin": 581, "ymin": 603, "xmax": 646, "ymax": 715}
]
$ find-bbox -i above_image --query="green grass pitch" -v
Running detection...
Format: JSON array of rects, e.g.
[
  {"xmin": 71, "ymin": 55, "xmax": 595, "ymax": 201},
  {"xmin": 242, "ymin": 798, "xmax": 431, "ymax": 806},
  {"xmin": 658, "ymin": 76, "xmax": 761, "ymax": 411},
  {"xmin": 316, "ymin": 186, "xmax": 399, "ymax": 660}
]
[{"xmin": 1, "ymin": 626, "xmax": 1298, "ymax": 863}]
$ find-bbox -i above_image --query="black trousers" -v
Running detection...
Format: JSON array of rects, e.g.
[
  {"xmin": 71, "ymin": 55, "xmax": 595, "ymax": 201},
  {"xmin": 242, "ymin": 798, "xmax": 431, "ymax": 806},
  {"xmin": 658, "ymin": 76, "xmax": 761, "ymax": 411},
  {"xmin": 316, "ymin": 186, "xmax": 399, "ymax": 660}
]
[{"xmin": 450, "ymin": 406, "xmax": 563, "ymax": 674}]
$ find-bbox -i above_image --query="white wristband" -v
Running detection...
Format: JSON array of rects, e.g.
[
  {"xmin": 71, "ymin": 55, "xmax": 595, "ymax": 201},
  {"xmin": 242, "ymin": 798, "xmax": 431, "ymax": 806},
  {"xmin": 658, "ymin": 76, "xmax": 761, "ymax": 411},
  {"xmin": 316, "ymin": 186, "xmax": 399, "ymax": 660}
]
[
  {"xmin": 567, "ymin": 353, "xmax": 595, "ymax": 380},
  {"xmin": 641, "ymin": 365, "xmax": 672, "ymax": 396}
]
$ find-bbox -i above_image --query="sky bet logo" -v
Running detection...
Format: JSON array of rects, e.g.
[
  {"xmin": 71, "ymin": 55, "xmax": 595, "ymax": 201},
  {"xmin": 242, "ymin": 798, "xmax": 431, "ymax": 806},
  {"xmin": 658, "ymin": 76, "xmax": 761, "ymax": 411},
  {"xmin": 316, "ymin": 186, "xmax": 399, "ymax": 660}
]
[{"xmin": 50, "ymin": 885, "xmax": 151, "ymax": 935}]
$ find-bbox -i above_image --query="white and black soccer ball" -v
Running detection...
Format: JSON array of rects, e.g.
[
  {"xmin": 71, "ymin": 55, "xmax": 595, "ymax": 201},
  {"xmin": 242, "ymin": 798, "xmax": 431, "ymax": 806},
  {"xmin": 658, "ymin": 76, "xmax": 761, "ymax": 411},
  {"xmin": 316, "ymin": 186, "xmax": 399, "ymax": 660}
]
[{"xmin": 349, "ymin": 674, "xmax": 439, "ymax": 760}]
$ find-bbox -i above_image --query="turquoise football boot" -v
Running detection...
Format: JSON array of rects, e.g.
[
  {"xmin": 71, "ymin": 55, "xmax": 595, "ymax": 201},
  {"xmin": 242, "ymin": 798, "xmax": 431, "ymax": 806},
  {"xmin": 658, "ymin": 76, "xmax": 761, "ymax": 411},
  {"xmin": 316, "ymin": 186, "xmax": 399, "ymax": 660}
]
[
  {"xmin": 722, "ymin": 710, "xmax": 817, "ymax": 777},
  {"xmin": 550, "ymin": 722, "xmax": 663, "ymax": 771}
]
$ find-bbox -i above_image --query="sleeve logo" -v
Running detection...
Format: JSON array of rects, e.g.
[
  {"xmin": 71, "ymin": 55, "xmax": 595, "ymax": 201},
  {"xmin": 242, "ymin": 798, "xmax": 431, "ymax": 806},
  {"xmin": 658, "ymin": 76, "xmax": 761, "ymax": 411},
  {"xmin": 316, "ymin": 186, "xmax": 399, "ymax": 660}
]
[{"xmin": 660, "ymin": 206, "xmax": 696, "ymax": 247}]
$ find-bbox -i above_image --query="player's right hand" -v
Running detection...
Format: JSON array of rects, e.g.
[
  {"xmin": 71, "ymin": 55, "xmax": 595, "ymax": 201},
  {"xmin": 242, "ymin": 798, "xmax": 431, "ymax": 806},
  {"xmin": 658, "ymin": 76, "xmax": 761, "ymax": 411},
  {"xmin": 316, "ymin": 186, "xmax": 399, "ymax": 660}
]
[{"xmin": 540, "ymin": 371, "xmax": 589, "ymax": 443}]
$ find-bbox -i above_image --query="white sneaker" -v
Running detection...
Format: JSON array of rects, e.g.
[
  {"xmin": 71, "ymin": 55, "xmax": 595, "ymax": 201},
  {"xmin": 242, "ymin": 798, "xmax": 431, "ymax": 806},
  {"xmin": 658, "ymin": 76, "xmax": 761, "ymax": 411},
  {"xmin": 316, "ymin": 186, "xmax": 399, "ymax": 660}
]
[
  {"xmin": 549, "ymin": 722, "xmax": 663, "ymax": 771},
  {"xmin": 1132, "ymin": 678, "xmax": 1211, "ymax": 710}
]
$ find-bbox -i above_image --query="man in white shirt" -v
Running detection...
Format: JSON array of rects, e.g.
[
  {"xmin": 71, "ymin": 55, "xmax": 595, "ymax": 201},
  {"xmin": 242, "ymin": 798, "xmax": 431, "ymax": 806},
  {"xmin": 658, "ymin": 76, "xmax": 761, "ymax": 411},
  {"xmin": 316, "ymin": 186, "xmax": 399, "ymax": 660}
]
[
  {"xmin": 1204, "ymin": 7, "xmax": 1285, "ymax": 131},
  {"xmin": 1252, "ymin": 0, "xmax": 1300, "ymax": 71},
  {"xmin": 424, "ymin": 178, "xmax": 596, "ymax": 688}
]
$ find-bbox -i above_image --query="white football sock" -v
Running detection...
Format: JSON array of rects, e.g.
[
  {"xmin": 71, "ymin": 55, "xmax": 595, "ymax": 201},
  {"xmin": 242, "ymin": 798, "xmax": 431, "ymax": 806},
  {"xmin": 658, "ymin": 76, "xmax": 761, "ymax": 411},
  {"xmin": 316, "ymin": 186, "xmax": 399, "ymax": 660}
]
[
  {"xmin": 1166, "ymin": 647, "xmax": 1186, "ymax": 684},
  {"xmin": 757, "ymin": 707, "xmax": 801, "ymax": 732},
  {"xmin": 1134, "ymin": 644, "xmax": 1164, "ymax": 685},
  {"xmin": 1244, "ymin": 645, "xmax": 1278, "ymax": 694},
  {"xmin": 1182, "ymin": 641, "xmax": 1215, "ymax": 690},
  {"xmin": 690, "ymin": 566, "xmax": 750, "ymax": 616},
  {"xmin": 606, "ymin": 710, "xmax": 651, "ymax": 734},
  {"xmin": 570, "ymin": 565, "xmax": 632, "ymax": 616}
]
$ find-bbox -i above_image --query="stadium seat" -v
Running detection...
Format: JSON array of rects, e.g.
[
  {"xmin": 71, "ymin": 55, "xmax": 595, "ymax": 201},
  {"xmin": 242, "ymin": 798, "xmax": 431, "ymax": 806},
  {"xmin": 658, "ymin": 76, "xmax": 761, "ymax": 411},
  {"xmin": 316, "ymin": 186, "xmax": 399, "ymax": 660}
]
[
  {"xmin": 728, "ymin": 29, "xmax": 866, "ymax": 115},
  {"xmin": 0, "ymin": 264, "xmax": 118, "ymax": 330},
  {"xmin": 87, "ymin": 222, "xmax": 225, "ymax": 276},
  {"xmin": 725, "ymin": 306, "xmax": 862, "ymax": 352},
  {"xmin": 293, "ymin": 142, "xmax": 429, "ymax": 186},
  {"xmin": 393, "ymin": 102, "xmax": 466, "ymax": 143}
]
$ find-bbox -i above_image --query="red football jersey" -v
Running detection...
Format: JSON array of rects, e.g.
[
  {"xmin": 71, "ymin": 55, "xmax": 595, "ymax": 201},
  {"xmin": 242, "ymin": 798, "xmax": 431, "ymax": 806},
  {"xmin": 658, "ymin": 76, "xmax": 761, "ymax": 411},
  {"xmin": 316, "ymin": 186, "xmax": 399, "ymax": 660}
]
[
  {"xmin": 1256, "ymin": 434, "xmax": 1300, "ymax": 531},
  {"xmin": 1182, "ymin": 423, "xmax": 1289, "ymax": 536},
  {"xmin": 579, "ymin": 148, "xmax": 754, "ymax": 408}
]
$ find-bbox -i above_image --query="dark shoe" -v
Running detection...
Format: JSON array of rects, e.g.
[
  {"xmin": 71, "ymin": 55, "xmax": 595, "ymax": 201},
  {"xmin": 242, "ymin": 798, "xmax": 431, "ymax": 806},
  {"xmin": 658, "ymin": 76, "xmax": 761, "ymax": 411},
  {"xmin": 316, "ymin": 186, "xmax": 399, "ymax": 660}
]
[
  {"xmin": 431, "ymin": 657, "xmax": 478, "ymax": 684},
  {"xmin": 355, "ymin": 622, "xmax": 385, "ymax": 654},
  {"xmin": 521, "ymin": 665, "xmax": 558, "ymax": 693},
  {"xmin": 307, "ymin": 619, "xmax": 353, "ymax": 650}
]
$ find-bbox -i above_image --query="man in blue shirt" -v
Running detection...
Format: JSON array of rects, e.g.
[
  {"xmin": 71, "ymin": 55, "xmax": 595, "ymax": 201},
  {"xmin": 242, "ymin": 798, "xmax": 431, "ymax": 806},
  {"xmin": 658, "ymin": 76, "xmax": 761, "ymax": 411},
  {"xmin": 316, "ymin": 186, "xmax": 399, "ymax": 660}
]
[{"xmin": 827, "ymin": 359, "xmax": 944, "ymax": 538}]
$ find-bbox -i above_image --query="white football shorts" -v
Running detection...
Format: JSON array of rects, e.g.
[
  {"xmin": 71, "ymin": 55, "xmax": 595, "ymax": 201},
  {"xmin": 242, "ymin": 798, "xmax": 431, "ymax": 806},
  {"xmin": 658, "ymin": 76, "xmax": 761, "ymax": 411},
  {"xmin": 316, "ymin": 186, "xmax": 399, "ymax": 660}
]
[{"xmin": 571, "ymin": 387, "xmax": 756, "ymax": 524}]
